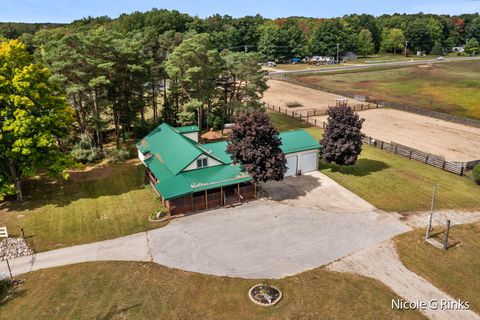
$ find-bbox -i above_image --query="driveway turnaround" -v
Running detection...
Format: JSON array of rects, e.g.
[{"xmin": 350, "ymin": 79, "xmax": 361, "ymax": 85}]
[
  {"xmin": 1, "ymin": 171, "xmax": 410, "ymax": 279},
  {"xmin": 148, "ymin": 201, "xmax": 409, "ymax": 278}
]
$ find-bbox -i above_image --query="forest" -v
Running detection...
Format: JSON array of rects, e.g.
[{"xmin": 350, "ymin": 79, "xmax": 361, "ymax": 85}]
[{"xmin": 1, "ymin": 9, "xmax": 480, "ymax": 199}]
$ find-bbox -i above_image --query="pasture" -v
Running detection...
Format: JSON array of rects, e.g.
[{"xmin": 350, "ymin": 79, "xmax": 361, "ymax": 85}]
[{"xmin": 295, "ymin": 61, "xmax": 480, "ymax": 120}]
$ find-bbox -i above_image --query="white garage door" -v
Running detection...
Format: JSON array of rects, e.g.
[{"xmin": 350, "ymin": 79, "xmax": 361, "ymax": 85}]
[
  {"xmin": 299, "ymin": 152, "xmax": 318, "ymax": 173},
  {"xmin": 285, "ymin": 155, "xmax": 298, "ymax": 177}
]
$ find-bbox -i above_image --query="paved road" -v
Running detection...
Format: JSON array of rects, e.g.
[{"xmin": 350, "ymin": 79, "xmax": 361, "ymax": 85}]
[
  {"xmin": 268, "ymin": 56, "xmax": 480, "ymax": 76},
  {"xmin": 1, "ymin": 172, "xmax": 410, "ymax": 279}
]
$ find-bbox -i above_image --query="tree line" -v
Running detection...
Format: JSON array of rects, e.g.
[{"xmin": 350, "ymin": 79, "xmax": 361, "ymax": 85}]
[{"xmin": 1, "ymin": 8, "xmax": 480, "ymax": 200}]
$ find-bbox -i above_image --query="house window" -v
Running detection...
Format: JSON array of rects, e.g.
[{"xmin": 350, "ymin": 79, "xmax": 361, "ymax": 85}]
[{"xmin": 196, "ymin": 157, "xmax": 208, "ymax": 168}]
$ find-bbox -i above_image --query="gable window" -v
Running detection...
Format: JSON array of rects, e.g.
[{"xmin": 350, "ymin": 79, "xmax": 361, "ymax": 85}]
[{"xmin": 196, "ymin": 157, "xmax": 208, "ymax": 168}]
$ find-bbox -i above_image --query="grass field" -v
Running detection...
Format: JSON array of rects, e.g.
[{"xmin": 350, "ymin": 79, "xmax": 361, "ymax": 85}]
[
  {"xmin": 395, "ymin": 223, "xmax": 480, "ymax": 313},
  {"xmin": 0, "ymin": 261, "xmax": 425, "ymax": 320},
  {"xmin": 0, "ymin": 162, "xmax": 165, "ymax": 252},
  {"xmin": 295, "ymin": 61, "xmax": 480, "ymax": 120},
  {"xmin": 269, "ymin": 110, "xmax": 480, "ymax": 212}
]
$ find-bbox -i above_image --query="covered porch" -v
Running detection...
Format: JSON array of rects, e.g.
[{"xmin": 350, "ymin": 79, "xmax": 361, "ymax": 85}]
[{"xmin": 165, "ymin": 182, "xmax": 256, "ymax": 215}]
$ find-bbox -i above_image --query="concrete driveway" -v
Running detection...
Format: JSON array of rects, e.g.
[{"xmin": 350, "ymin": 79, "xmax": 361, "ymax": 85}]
[
  {"xmin": 260, "ymin": 171, "xmax": 376, "ymax": 213},
  {"xmin": 2, "ymin": 172, "xmax": 410, "ymax": 279},
  {"xmin": 149, "ymin": 201, "xmax": 409, "ymax": 278}
]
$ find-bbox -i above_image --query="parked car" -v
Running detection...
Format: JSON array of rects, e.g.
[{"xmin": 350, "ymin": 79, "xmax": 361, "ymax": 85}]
[
  {"xmin": 290, "ymin": 57, "xmax": 302, "ymax": 64},
  {"xmin": 436, "ymin": 56, "xmax": 445, "ymax": 61},
  {"xmin": 266, "ymin": 61, "xmax": 277, "ymax": 67}
]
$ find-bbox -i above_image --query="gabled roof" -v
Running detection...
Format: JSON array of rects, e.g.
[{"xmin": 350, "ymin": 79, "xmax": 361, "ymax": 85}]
[
  {"xmin": 175, "ymin": 125, "xmax": 200, "ymax": 134},
  {"xmin": 137, "ymin": 124, "xmax": 320, "ymax": 200},
  {"xmin": 198, "ymin": 141, "xmax": 233, "ymax": 164},
  {"xmin": 279, "ymin": 130, "xmax": 321, "ymax": 154},
  {"xmin": 137, "ymin": 123, "xmax": 203, "ymax": 175}
]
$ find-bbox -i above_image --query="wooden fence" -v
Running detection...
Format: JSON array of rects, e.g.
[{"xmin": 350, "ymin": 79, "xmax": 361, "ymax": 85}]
[
  {"xmin": 277, "ymin": 77, "xmax": 480, "ymax": 129},
  {"xmin": 265, "ymin": 101, "xmax": 380, "ymax": 119},
  {"xmin": 363, "ymin": 137, "xmax": 467, "ymax": 175},
  {"xmin": 266, "ymin": 101, "xmax": 471, "ymax": 176}
]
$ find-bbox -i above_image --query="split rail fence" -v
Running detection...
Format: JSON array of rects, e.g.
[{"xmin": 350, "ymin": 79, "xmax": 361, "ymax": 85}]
[{"xmin": 266, "ymin": 102, "xmax": 472, "ymax": 176}]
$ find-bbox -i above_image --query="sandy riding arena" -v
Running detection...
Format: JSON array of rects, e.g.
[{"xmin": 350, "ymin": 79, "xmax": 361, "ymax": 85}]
[
  {"xmin": 263, "ymin": 79, "xmax": 350, "ymax": 114},
  {"xmin": 313, "ymin": 108, "xmax": 480, "ymax": 162}
]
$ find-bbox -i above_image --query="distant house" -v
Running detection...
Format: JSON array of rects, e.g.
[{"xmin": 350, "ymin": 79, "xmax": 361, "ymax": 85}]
[
  {"xmin": 137, "ymin": 123, "xmax": 320, "ymax": 215},
  {"xmin": 342, "ymin": 52, "xmax": 358, "ymax": 61},
  {"xmin": 452, "ymin": 46, "xmax": 465, "ymax": 53}
]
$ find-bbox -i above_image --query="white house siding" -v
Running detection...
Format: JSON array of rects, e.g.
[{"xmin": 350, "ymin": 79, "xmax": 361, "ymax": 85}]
[
  {"xmin": 285, "ymin": 150, "xmax": 319, "ymax": 176},
  {"xmin": 138, "ymin": 149, "xmax": 146, "ymax": 165},
  {"xmin": 183, "ymin": 155, "xmax": 223, "ymax": 171}
]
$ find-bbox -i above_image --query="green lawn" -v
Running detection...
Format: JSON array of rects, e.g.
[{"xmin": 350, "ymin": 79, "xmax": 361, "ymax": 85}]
[
  {"xmin": 269, "ymin": 110, "xmax": 480, "ymax": 212},
  {"xmin": 294, "ymin": 61, "xmax": 480, "ymax": 120},
  {"xmin": 0, "ymin": 162, "xmax": 165, "ymax": 252},
  {"xmin": 0, "ymin": 261, "xmax": 425, "ymax": 320},
  {"xmin": 395, "ymin": 223, "xmax": 480, "ymax": 313}
]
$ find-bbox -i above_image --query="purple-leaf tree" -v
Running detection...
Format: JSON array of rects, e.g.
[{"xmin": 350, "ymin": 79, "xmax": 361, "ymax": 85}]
[
  {"xmin": 321, "ymin": 105, "xmax": 365, "ymax": 166},
  {"xmin": 227, "ymin": 111, "xmax": 286, "ymax": 182}
]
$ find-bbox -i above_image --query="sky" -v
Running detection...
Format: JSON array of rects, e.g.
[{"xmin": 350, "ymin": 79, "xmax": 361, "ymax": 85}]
[{"xmin": 0, "ymin": 0, "xmax": 479, "ymax": 23}]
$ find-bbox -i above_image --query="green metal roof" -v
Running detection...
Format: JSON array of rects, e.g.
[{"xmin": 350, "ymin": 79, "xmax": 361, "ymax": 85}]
[
  {"xmin": 138, "ymin": 124, "xmax": 319, "ymax": 201},
  {"xmin": 137, "ymin": 123, "xmax": 202, "ymax": 175},
  {"xmin": 182, "ymin": 164, "xmax": 251, "ymax": 193},
  {"xmin": 197, "ymin": 141, "xmax": 233, "ymax": 164},
  {"xmin": 279, "ymin": 130, "xmax": 321, "ymax": 154},
  {"xmin": 175, "ymin": 125, "xmax": 200, "ymax": 133}
]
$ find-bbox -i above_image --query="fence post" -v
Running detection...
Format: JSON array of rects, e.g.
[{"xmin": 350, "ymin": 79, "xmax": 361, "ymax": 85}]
[
  {"xmin": 460, "ymin": 166, "xmax": 464, "ymax": 176},
  {"xmin": 314, "ymin": 119, "xmax": 317, "ymax": 126},
  {"xmin": 409, "ymin": 150, "xmax": 412, "ymax": 159},
  {"xmin": 443, "ymin": 220, "xmax": 451, "ymax": 250},
  {"xmin": 380, "ymin": 141, "xmax": 384, "ymax": 149},
  {"xmin": 442, "ymin": 160, "xmax": 446, "ymax": 170},
  {"xmin": 394, "ymin": 145, "xmax": 397, "ymax": 154},
  {"xmin": 425, "ymin": 154, "xmax": 429, "ymax": 164},
  {"xmin": 361, "ymin": 104, "xmax": 363, "ymax": 110}
]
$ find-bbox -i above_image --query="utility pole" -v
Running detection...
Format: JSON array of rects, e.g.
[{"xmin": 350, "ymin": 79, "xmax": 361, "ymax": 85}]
[
  {"xmin": 425, "ymin": 184, "xmax": 439, "ymax": 239},
  {"xmin": 336, "ymin": 43, "xmax": 340, "ymax": 63},
  {"xmin": 244, "ymin": 45, "xmax": 248, "ymax": 54},
  {"xmin": 404, "ymin": 40, "xmax": 408, "ymax": 58}
]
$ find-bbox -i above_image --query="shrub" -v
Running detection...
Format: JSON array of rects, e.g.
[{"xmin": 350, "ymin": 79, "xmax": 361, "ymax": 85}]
[
  {"xmin": 70, "ymin": 134, "xmax": 103, "ymax": 163},
  {"xmin": 472, "ymin": 164, "xmax": 480, "ymax": 185},
  {"xmin": 105, "ymin": 145, "xmax": 136, "ymax": 163}
]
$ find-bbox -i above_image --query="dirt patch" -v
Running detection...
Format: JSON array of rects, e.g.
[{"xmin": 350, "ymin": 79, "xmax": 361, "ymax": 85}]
[
  {"xmin": 263, "ymin": 79, "xmax": 354, "ymax": 114},
  {"xmin": 313, "ymin": 108, "xmax": 480, "ymax": 162}
]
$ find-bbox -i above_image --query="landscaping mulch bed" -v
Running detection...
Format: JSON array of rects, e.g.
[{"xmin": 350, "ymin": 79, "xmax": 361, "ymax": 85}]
[
  {"xmin": 0, "ymin": 238, "xmax": 34, "ymax": 261},
  {"xmin": 248, "ymin": 284, "xmax": 282, "ymax": 306}
]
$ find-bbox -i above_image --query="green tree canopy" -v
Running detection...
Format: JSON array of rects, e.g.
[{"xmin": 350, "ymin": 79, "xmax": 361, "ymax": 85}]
[
  {"xmin": 357, "ymin": 29, "xmax": 375, "ymax": 56},
  {"xmin": 0, "ymin": 40, "xmax": 73, "ymax": 200}
]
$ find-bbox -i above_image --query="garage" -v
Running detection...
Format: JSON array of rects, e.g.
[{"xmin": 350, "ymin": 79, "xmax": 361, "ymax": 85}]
[
  {"xmin": 285, "ymin": 151, "xmax": 318, "ymax": 176},
  {"xmin": 299, "ymin": 151, "xmax": 318, "ymax": 173},
  {"xmin": 279, "ymin": 129, "xmax": 321, "ymax": 177},
  {"xmin": 285, "ymin": 155, "xmax": 298, "ymax": 177}
]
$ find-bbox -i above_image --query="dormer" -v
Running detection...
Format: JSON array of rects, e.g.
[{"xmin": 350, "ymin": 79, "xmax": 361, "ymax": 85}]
[{"xmin": 175, "ymin": 125, "xmax": 200, "ymax": 142}]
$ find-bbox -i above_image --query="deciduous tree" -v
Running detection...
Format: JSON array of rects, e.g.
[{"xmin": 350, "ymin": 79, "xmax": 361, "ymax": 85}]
[
  {"xmin": 320, "ymin": 105, "xmax": 365, "ymax": 166},
  {"xmin": 227, "ymin": 111, "xmax": 286, "ymax": 182},
  {"xmin": 0, "ymin": 40, "xmax": 73, "ymax": 200}
]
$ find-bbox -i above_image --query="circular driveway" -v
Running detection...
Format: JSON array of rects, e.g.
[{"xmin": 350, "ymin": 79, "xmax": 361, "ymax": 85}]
[{"xmin": 147, "ymin": 201, "xmax": 409, "ymax": 279}]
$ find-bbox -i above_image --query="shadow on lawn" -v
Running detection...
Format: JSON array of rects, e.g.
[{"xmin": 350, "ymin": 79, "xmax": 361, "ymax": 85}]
[
  {"xmin": 0, "ymin": 162, "xmax": 147, "ymax": 212},
  {"xmin": 320, "ymin": 158, "xmax": 390, "ymax": 177}
]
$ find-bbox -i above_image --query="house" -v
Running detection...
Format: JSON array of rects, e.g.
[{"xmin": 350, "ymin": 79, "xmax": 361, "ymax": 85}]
[{"xmin": 137, "ymin": 123, "xmax": 321, "ymax": 215}]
